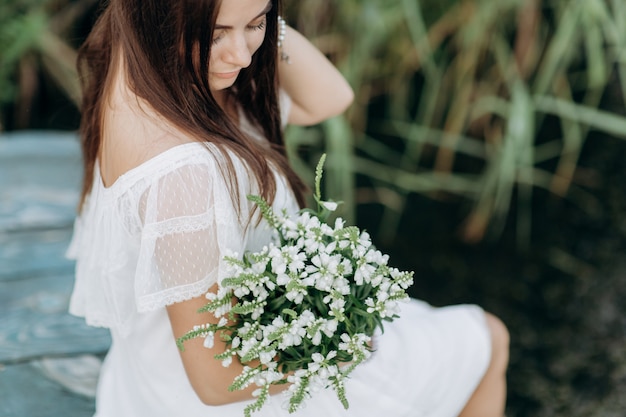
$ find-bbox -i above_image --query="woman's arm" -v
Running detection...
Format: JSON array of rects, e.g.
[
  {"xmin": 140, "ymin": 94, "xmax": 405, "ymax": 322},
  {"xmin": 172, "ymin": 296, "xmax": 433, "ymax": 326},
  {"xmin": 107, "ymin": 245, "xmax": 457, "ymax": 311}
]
[
  {"xmin": 278, "ymin": 25, "xmax": 354, "ymax": 126},
  {"xmin": 167, "ymin": 285, "xmax": 290, "ymax": 406}
]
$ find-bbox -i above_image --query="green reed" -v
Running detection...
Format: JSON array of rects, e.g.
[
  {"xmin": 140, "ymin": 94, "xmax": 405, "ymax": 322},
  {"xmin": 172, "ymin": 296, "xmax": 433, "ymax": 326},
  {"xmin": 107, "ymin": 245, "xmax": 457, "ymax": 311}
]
[
  {"xmin": 0, "ymin": 0, "xmax": 92, "ymax": 130},
  {"xmin": 285, "ymin": 0, "xmax": 626, "ymax": 248},
  {"xmin": 4, "ymin": 0, "xmax": 626, "ymax": 249}
]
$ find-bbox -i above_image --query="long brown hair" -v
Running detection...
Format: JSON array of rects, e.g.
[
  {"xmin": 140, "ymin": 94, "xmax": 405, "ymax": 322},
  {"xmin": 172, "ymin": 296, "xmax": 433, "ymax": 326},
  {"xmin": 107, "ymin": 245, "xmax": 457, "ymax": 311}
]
[{"xmin": 77, "ymin": 0, "xmax": 306, "ymax": 213}]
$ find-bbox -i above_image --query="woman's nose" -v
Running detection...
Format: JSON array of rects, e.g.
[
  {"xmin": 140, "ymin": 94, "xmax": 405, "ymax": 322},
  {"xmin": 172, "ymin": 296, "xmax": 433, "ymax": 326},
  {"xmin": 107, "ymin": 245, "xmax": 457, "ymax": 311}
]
[{"xmin": 224, "ymin": 34, "xmax": 252, "ymax": 68}]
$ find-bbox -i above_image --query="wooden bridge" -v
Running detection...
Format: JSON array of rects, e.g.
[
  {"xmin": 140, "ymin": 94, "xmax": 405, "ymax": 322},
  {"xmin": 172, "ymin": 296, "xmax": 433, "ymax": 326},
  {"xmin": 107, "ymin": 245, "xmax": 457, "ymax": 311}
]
[{"xmin": 0, "ymin": 131, "xmax": 110, "ymax": 417}]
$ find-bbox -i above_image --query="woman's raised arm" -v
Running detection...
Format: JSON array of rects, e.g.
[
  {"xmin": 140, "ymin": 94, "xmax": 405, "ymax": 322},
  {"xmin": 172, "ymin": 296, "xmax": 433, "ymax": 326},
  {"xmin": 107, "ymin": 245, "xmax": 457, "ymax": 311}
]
[{"xmin": 278, "ymin": 24, "xmax": 354, "ymax": 126}]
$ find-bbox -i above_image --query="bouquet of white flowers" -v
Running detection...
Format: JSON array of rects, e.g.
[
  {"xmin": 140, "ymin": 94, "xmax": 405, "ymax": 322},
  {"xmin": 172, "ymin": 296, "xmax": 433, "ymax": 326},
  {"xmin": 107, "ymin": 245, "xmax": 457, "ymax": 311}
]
[{"xmin": 177, "ymin": 155, "xmax": 414, "ymax": 416}]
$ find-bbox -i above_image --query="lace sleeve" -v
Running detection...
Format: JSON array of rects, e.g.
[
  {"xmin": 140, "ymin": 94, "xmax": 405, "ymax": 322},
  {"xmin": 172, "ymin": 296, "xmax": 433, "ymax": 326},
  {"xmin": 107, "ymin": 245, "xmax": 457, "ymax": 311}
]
[{"xmin": 134, "ymin": 155, "xmax": 249, "ymax": 312}]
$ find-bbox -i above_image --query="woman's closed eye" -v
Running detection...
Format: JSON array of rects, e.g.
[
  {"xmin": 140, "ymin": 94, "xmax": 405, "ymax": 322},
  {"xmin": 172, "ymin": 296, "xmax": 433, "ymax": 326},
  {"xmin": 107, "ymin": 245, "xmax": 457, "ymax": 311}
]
[
  {"xmin": 212, "ymin": 16, "xmax": 267, "ymax": 45},
  {"xmin": 247, "ymin": 17, "xmax": 267, "ymax": 32},
  {"xmin": 212, "ymin": 30, "xmax": 226, "ymax": 45}
]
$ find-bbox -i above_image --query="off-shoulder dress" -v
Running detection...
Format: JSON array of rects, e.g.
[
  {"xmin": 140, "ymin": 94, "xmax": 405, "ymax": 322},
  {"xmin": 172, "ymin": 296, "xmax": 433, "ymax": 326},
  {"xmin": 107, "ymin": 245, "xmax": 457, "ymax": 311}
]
[{"xmin": 68, "ymin": 96, "xmax": 491, "ymax": 417}]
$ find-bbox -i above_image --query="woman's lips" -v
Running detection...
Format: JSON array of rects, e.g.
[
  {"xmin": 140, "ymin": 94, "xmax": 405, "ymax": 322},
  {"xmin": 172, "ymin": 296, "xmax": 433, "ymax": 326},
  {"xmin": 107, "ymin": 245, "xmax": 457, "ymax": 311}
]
[{"xmin": 213, "ymin": 70, "xmax": 240, "ymax": 79}]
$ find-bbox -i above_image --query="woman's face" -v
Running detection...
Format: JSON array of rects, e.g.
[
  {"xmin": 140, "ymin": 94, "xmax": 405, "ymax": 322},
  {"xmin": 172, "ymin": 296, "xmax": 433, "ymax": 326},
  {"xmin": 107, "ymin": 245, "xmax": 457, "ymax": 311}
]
[{"xmin": 209, "ymin": 0, "xmax": 272, "ymax": 92}]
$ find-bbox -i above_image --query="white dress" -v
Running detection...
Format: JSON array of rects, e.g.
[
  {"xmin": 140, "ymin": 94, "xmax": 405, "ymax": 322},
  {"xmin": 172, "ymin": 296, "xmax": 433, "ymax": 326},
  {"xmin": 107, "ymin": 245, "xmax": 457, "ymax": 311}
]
[{"xmin": 68, "ymin": 103, "xmax": 491, "ymax": 417}]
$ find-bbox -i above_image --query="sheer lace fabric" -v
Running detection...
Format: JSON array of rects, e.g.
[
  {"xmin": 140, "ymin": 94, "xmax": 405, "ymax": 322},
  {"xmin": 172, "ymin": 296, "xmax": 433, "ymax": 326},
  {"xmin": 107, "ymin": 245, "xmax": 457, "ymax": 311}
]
[
  {"xmin": 67, "ymin": 144, "xmax": 298, "ymax": 336},
  {"xmin": 67, "ymin": 90, "xmax": 493, "ymax": 417},
  {"xmin": 68, "ymin": 91, "xmax": 294, "ymax": 336}
]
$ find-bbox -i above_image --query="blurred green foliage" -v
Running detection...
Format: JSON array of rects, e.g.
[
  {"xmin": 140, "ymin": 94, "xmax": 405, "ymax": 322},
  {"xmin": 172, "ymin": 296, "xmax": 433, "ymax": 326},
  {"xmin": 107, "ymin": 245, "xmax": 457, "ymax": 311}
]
[
  {"xmin": 0, "ymin": 1, "xmax": 47, "ymax": 104},
  {"xmin": 285, "ymin": 0, "xmax": 626, "ymax": 248},
  {"xmin": 0, "ymin": 0, "xmax": 90, "ymax": 130},
  {"xmin": 3, "ymin": 0, "xmax": 626, "ymax": 249}
]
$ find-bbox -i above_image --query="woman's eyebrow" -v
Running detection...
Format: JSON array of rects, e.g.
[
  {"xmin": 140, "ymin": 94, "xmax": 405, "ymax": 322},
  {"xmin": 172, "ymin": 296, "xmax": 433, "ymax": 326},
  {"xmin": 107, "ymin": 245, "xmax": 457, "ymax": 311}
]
[
  {"xmin": 258, "ymin": 1, "xmax": 273, "ymax": 18},
  {"xmin": 215, "ymin": 1, "xmax": 273, "ymax": 30}
]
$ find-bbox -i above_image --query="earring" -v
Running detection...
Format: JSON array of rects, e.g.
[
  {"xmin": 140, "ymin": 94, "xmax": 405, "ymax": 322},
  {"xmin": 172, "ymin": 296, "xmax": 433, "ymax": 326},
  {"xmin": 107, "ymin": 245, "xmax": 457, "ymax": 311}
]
[{"xmin": 277, "ymin": 16, "xmax": 291, "ymax": 64}]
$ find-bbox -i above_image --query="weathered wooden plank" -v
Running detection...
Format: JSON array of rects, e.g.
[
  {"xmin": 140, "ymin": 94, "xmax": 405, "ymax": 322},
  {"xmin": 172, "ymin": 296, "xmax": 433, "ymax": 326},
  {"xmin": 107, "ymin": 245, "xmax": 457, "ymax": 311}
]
[
  {"xmin": 0, "ymin": 228, "xmax": 75, "ymax": 280},
  {"xmin": 0, "ymin": 131, "xmax": 81, "ymax": 232},
  {"xmin": 0, "ymin": 192, "xmax": 78, "ymax": 233},
  {"xmin": 0, "ymin": 274, "xmax": 110, "ymax": 363},
  {"xmin": 0, "ymin": 131, "xmax": 102, "ymax": 415},
  {"xmin": 0, "ymin": 362, "xmax": 95, "ymax": 417},
  {"xmin": 31, "ymin": 355, "xmax": 101, "ymax": 398}
]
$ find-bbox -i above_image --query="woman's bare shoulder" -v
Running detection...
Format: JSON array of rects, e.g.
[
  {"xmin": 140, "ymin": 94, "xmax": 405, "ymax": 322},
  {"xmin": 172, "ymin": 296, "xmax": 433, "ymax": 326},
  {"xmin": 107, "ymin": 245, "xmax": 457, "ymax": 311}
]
[{"xmin": 99, "ymin": 94, "xmax": 197, "ymax": 188}]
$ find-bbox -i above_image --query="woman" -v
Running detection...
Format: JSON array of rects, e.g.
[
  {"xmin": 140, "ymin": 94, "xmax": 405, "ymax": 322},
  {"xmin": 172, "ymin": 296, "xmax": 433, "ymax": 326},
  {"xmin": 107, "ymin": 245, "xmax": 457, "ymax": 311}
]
[{"xmin": 68, "ymin": 0, "xmax": 509, "ymax": 416}]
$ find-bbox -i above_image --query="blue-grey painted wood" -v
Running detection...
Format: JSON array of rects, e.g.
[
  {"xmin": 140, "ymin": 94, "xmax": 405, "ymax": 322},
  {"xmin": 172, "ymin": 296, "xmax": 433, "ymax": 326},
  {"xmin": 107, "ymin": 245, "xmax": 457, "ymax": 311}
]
[
  {"xmin": 0, "ymin": 273, "xmax": 111, "ymax": 363},
  {"xmin": 0, "ymin": 131, "xmax": 81, "ymax": 232},
  {"xmin": 0, "ymin": 132, "xmax": 102, "ymax": 416},
  {"xmin": 0, "ymin": 363, "xmax": 95, "ymax": 417},
  {"xmin": 0, "ymin": 229, "xmax": 75, "ymax": 280}
]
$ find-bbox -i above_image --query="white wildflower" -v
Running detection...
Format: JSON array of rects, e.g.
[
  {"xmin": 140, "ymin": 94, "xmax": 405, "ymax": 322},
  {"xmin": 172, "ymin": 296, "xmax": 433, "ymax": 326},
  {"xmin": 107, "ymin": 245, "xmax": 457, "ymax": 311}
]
[
  {"xmin": 256, "ymin": 366, "xmax": 283, "ymax": 387},
  {"xmin": 337, "ymin": 258, "xmax": 353, "ymax": 277},
  {"xmin": 358, "ymin": 231, "xmax": 373, "ymax": 248},
  {"xmin": 234, "ymin": 286, "xmax": 251, "ymax": 298},
  {"xmin": 320, "ymin": 240, "xmax": 337, "ymax": 254},
  {"xmin": 286, "ymin": 247, "xmax": 306, "ymax": 272},
  {"xmin": 266, "ymin": 316, "xmax": 286, "ymax": 334},
  {"xmin": 239, "ymin": 338, "xmax": 256, "ymax": 357},
  {"xmin": 306, "ymin": 253, "xmax": 341, "ymax": 292},
  {"xmin": 310, "ymin": 330, "xmax": 323, "ymax": 346},
  {"xmin": 319, "ymin": 200, "xmax": 338, "ymax": 211},
  {"xmin": 280, "ymin": 320, "xmax": 307, "ymax": 349},
  {"xmin": 252, "ymin": 286, "xmax": 269, "ymax": 301},
  {"xmin": 259, "ymin": 349, "xmax": 277, "ymax": 365},
  {"xmin": 354, "ymin": 261, "xmax": 376, "ymax": 285},
  {"xmin": 231, "ymin": 337, "xmax": 241, "ymax": 349},
  {"xmin": 323, "ymin": 293, "xmax": 346, "ymax": 319},
  {"xmin": 365, "ymin": 249, "xmax": 388, "ymax": 266},
  {"xmin": 251, "ymin": 259, "xmax": 268, "ymax": 274},
  {"xmin": 298, "ymin": 310, "xmax": 316, "ymax": 327},
  {"xmin": 269, "ymin": 247, "xmax": 288, "ymax": 275},
  {"xmin": 176, "ymin": 158, "xmax": 414, "ymax": 415},
  {"xmin": 203, "ymin": 332, "xmax": 215, "ymax": 349},
  {"xmin": 370, "ymin": 273, "xmax": 384, "ymax": 287},
  {"xmin": 251, "ymin": 304, "xmax": 265, "ymax": 320},
  {"xmin": 332, "ymin": 277, "xmax": 351, "ymax": 295},
  {"xmin": 338, "ymin": 333, "xmax": 371, "ymax": 357},
  {"xmin": 287, "ymin": 369, "xmax": 309, "ymax": 387},
  {"xmin": 276, "ymin": 272, "xmax": 290, "ymax": 286},
  {"xmin": 284, "ymin": 284, "xmax": 304, "ymax": 303},
  {"xmin": 322, "ymin": 319, "xmax": 339, "ymax": 337}
]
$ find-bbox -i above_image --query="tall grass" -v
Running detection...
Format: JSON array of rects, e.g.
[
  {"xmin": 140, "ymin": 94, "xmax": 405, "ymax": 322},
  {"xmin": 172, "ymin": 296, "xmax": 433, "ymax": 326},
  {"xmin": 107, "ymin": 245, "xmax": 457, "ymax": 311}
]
[
  {"xmin": 0, "ymin": 0, "xmax": 94, "ymax": 130},
  {"xmin": 3, "ymin": 0, "xmax": 626, "ymax": 249},
  {"xmin": 285, "ymin": 0, "xmax": 626, "ymax": 247}
]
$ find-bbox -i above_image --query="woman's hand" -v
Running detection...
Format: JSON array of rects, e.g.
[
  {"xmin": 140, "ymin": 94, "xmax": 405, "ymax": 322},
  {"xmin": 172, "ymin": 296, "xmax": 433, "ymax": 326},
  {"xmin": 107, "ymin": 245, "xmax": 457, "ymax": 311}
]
[{"xmin": 278, "ymin": 25, "xmax": 354, "ymax": 126}]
